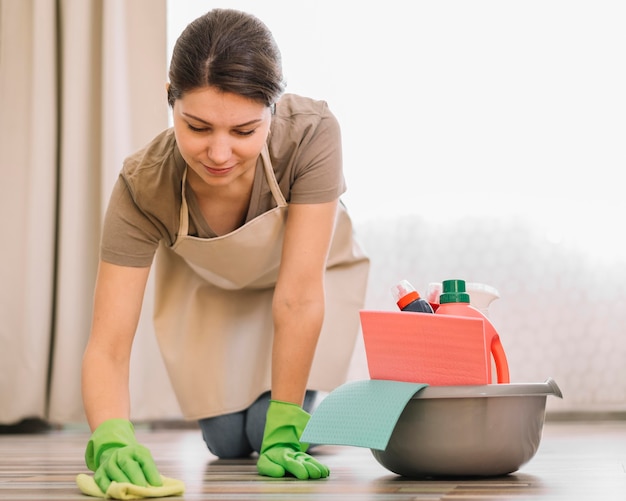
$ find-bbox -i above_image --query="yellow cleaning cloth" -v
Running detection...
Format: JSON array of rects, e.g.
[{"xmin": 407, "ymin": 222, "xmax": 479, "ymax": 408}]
[{"xmin": 76, "ymin": 473, "xmax": 185, "ymax": 500}]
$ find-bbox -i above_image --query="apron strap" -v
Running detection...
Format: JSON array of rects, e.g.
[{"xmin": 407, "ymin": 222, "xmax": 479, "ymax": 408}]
[
  {"xmin": 178, "ymin": 145, "xmax": 287, "ymax": 237},
  {"xmin": 179, "ymin": 168, "xmax": 190, "ymax": 237},
  {"xmin": 261, "ymin": 145, "xmax": 287, "ymax": 208}
]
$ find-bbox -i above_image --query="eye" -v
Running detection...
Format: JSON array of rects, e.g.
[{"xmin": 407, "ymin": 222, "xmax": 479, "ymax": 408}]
[
  {"xmin": 187, "ymin": 124, "xmax": 208, "ymax": 132},
  {"xmin": 235, "ymin": 129, "xmax": 256, "ymax": 137}
]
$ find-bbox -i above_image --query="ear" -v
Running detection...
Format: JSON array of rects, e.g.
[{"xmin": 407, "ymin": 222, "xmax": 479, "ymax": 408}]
[{"xmin": 165, "ymin": 83, "xmax": 175, "ymax": 108}]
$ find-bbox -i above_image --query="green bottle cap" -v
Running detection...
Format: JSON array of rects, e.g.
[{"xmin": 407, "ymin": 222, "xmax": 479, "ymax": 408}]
[{"xmin": 439, "ymin": 279, "xmax": 470, "ymax": 304}]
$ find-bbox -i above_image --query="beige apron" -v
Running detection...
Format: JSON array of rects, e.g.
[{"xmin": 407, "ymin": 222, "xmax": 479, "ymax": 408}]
[{"xmin": 153, "ymin": 147, "xmax": 370, "ymax": 420}]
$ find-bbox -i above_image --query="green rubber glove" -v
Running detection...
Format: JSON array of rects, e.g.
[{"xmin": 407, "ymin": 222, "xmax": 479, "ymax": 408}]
[
  {"xmin": 85, "ymin": 419, "xmax": 163, "ymax": 493},
  {"xmin": 257, "ymin": 400, "xmax": 330, "ymax": 480}
]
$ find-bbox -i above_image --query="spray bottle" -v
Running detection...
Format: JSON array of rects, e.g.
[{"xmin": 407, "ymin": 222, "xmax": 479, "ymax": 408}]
[{"xmin": 435, "ymin": 279, "xmax": 510, "ymax": 383}]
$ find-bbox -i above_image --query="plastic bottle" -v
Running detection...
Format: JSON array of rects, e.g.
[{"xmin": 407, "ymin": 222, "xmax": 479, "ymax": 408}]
[
  {"xmin": 427, "ymin": 281, "xmax": 500, "ymax": 315},
  {"xmin": 391, "ymin": 280, "xmax": 434, "ymax": 313},
  {"xmin": 435, "ymin": 279, "xmax": 510, "ymax": 384},
  {"xmin": 426, "ymin": 282, "xmax": 442, "ymax": 312}
]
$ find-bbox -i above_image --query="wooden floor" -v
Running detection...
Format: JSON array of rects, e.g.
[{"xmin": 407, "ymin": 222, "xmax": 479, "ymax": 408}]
[{"xmin": 0, "ymin": 419, "xmax": 625, "ymax": 500}]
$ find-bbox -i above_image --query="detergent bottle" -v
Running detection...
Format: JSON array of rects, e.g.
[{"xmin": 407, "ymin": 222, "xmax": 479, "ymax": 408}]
[
  {"xmin": 427, "ymin": 281, "xmax": 500, "ymax": 315},
  {"xmin": 391, "ymin": 280, "xmax": 434, "ymax": 313},
  {"xmin": 435, "ymin": 279, "xmax": 510, "ymax": 383}
]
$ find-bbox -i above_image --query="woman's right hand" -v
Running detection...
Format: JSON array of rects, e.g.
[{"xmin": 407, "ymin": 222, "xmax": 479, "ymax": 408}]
[
  {"xmin": 81, "ymin": 263, "xmax": 155, "ymax": 493},
  {"xmin": 86, "ymin": 419, "xmax": 162, "ymax": 493},
  {"xmin": 94, "ymin": 443, "xmax": 162, "ymax": 492}
]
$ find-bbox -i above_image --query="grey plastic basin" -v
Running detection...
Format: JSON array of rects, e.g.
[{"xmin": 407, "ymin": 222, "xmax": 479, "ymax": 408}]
[{"xmin": 371, "ymin": 378, "xmax": 563, "ymax": 478}]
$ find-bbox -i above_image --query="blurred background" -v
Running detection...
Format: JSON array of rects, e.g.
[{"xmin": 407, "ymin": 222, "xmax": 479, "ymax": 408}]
[{"xmin": 1, "ymin": 0, "xmax": 625, "ymax": 427}]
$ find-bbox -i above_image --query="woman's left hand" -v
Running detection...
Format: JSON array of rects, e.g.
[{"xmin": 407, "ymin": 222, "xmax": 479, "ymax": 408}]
[{"xmin": 256, "ymin": 400, "xmax": 330, "ymax": 479}]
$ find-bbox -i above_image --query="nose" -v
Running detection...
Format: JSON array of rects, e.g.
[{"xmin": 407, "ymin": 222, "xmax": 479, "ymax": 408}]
[{"xmin": 206, "ymin": 135, "xmax": 232, "ymax": 165}]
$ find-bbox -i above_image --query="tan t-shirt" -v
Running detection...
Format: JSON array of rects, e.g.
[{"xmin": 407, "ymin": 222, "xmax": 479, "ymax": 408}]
[{"xmin": 101, "ymin": 94, "xmax": 347, "ymax": 267}]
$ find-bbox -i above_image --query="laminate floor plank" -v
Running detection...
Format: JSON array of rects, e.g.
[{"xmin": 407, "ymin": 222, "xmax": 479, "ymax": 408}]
[{"xmin": 0, "ymin": 421, "xmax": 624, "ymax": 500}]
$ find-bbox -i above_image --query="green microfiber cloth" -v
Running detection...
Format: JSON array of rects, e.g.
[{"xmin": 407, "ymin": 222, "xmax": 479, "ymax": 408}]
[{"xmin": 76, "ymin": 474, "xmax": 185, "ymax": 500}]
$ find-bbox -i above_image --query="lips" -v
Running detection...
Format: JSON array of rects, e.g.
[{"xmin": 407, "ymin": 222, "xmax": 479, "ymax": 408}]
[{"xmin": 202, "ymin": 164, "xmax": 235, "ymax": 176}]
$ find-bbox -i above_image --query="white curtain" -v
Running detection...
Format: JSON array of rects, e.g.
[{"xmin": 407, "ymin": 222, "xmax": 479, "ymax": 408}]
[
  {"xmin": 0, "ymin": 0, "xmax": 180, "ymax": 425},
  {"xmin": 0, "ymin": 0, "xmax": 57, "ymax": 424}
]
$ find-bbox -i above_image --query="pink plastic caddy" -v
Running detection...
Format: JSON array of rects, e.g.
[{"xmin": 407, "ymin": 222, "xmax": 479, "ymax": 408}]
[{"xmin": 360, "ymin": 279, "xmax": 510, "ymax": 386}]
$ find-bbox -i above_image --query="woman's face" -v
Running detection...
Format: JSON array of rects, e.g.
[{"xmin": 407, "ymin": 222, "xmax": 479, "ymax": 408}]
[{"xmin": 171, "ymin": 86, "xmax": 272, "ymax": 190}]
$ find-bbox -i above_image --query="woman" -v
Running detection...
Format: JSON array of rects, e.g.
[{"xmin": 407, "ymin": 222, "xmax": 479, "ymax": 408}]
[{"xmin": 81, "ymin": 8, "xmax": 369, "ymax": 492}]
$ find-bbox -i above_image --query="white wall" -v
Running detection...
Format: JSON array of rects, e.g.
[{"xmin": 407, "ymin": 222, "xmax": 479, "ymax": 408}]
[{"xmin": 167, "ymin": 1, "xmax": 626, "ymax": 413}]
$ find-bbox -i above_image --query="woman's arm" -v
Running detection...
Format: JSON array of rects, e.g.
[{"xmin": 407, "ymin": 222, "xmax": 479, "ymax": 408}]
[
  {"xmin": 271, "ymin": 199, "xmax": 339, "ymax": 405},
  {"xmin": 82, "ymin": 261, "xmax": 152, "ymax": 430}
]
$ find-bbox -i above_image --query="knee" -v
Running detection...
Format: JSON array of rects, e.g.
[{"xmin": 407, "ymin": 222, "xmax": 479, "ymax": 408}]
[
  {"xmin": 245, "ymin": 392, "xmax": 271, "ymax": 453},
  {"xmin": 198, "ymin": 412, "xmax": 253, "ymax": 459}
]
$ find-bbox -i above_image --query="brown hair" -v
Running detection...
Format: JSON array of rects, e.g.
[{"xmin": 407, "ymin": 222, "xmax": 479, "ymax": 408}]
[{"xmin": 167, "ymin": 9, "xmax": 285, "ymax": 108}]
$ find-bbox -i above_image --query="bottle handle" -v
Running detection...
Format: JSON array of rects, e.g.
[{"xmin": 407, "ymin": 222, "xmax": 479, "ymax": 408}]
[{"xmin": 491, "ymin": 336, "xmax": 510, "ymax": 383}]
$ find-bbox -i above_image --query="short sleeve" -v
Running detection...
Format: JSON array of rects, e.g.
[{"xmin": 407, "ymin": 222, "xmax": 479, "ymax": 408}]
[
  {"xmin": 99, "ymin": 177, "xmax": 163, "ymax": 267},
  {"xmin": 268, "ymin": 95, "xmax": 347, "ymax": 206},
  {"xmin": 288, "ymin": 103, "xmax": 346, "ymax": 204}
]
